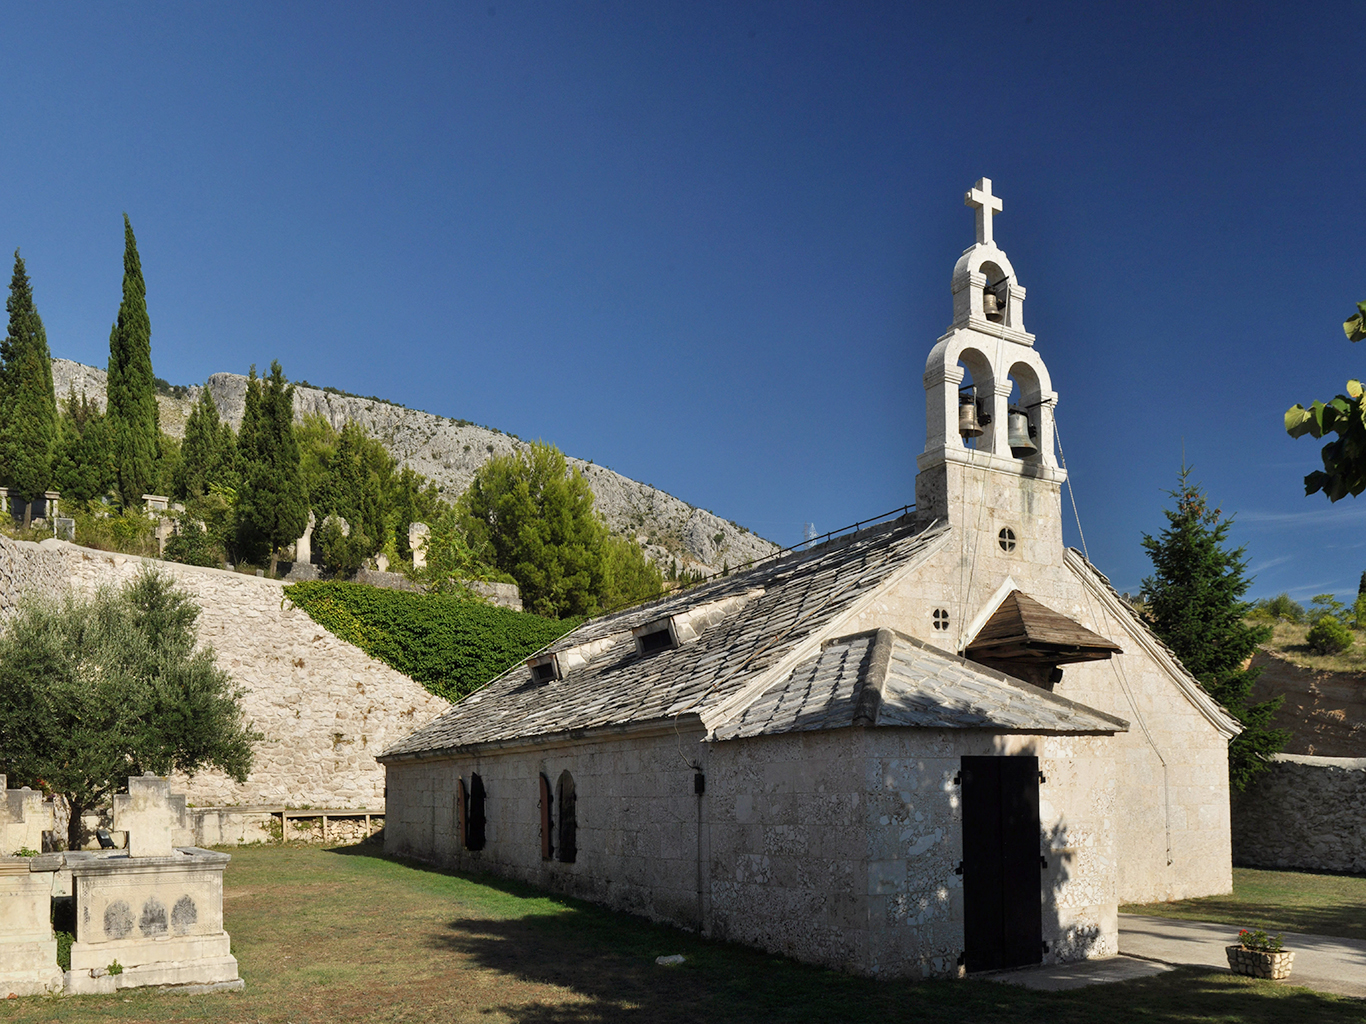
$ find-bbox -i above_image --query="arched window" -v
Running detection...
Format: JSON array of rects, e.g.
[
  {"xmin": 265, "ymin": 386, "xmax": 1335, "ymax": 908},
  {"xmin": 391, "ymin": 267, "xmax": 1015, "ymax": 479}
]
[
  {"xmin": 539, "ymin": 773, "xmax": 554, "ymax": 860},
  {"xmin": 462, "ymin": 773, "xmax": 486, "ymax": 851},
  {"xmin": 455, "ymin": 780, "xmax": 466, "ymax": 847},
  {"xmin": 556, "ymin": 771, "xmax": 577, "ymax": 863}
]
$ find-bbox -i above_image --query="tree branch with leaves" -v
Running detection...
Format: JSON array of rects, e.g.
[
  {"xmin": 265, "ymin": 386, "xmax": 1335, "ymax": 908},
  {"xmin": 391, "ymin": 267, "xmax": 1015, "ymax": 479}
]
[{"xmin": 1285, "ymin": 301, "xmax": 1366, "ymax": 500}]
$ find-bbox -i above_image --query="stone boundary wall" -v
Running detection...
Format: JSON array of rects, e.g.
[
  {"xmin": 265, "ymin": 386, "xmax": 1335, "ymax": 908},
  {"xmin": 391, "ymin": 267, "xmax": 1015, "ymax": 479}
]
[
  {"xmin": 1231, "ymin": 754, "xmax": 1366, "ymax": 874},
  {"xmin": 352, "ymin": 569, "xmax": 523, "ymax": 611},
  {"xmin": 0, "ymin": 533, "xmax": 450, "ymax": 815}
]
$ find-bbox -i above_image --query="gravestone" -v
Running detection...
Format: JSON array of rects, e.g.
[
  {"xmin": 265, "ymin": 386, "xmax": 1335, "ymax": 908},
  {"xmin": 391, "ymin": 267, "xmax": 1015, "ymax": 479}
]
[
  {"xmin": 294, "ymin": 510, "xmax": 316, "ymax": 565},
  {"xmin": 409, "ymin": 521, "xmax": 430, "ymax": 570},
  {"xmin": 0, "ymin": 777, "xmax": 63, "ymax": 997}
]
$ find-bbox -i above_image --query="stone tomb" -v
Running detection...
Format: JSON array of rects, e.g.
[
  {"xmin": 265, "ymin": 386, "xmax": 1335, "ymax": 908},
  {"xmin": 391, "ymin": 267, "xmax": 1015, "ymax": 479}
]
[
  {"xmin": 65, "ymin": 776, "xmax": 241, "ymax": 995},
  {"xmin": 0, "ymin": 776, "xmax": 242, "ymax": 998}
]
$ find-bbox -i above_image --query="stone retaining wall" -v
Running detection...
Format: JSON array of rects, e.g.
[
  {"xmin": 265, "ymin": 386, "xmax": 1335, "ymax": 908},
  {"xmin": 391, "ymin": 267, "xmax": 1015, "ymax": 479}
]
[
  {"xmin": 1231, "ymin": 754, "xmax": 1366, "ymax": 873},
  {"xmin": 0, "ymin": 533, "xmax": 450, "ymax": 816}
]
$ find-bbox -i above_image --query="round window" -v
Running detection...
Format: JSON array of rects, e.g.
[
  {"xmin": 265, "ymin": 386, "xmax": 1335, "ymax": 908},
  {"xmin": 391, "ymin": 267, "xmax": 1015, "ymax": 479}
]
[
  {"xmin": 998, "ymin": 527, "xmax": 1017, "ymax": 553},
  {"xmin": 932, "ymin": 608, "xmax": 950, "ymax": 631}
]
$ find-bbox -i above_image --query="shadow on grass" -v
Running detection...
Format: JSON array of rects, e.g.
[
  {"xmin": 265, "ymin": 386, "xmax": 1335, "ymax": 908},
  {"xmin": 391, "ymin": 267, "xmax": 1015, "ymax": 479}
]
[{"xmin": 322, "ymin": 846, "xmax": 1364, "ymax": 1024}]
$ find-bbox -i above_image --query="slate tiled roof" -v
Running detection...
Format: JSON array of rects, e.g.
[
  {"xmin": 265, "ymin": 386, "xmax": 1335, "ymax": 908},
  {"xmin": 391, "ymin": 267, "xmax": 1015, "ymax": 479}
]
[
  {"xmin": 380, "ymin": 515, "xmax": 951, "ymax": 760},
  {"xmin": 714, "ymin": 628, "xmax": 1129, "ymax": 740}
]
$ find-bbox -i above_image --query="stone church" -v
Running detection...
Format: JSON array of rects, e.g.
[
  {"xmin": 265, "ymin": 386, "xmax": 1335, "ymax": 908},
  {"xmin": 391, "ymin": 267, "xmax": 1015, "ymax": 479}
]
[{"xmin": 381, "ymin": 179, "xmax": 1238, "ymax": 978}]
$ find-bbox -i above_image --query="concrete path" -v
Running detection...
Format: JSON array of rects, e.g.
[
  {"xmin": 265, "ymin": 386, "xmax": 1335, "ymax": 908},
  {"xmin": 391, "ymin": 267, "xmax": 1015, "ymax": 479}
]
[
  {"xmin": 980, "ymin": 916, "xmax": 1366, "ymax": 997},
  {"xmin": 981, "ymin": 954, "xmax": 1174, "ymax": 991},
  {"xmin": 1119, "ymin": 913, "xmax": 1366, "ymax": 1000}
]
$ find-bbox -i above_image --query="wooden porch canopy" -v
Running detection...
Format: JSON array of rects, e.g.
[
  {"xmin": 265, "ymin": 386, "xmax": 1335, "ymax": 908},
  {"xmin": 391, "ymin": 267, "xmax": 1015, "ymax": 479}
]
[{"xmin": 964, "ymin": 590, "xmax": 1121, "ymax": 688}]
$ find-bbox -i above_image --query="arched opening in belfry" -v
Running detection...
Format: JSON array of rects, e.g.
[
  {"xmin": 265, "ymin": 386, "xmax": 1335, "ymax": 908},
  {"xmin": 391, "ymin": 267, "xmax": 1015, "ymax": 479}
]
[
  {"xmin": 1005, "ymin": 363, "xmax": 1043, "ymax": 461},
  {"xmin": 981, "ymin": 261, "xmax": 1009, "ymax": 325},
  {"xmin": 956, "ymin": 348, "xmax": 994, "ymax": 451}
]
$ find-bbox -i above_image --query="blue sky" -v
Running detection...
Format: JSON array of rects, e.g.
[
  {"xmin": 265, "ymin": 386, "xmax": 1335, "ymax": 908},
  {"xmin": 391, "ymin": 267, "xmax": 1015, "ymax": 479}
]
[{"xmin": 1, "ymin": 3, "xmax": 1364, "ymax": 600}]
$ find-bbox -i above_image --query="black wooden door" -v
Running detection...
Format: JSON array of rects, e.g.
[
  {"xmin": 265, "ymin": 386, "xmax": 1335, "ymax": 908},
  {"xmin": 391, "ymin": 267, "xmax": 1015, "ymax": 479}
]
[{"xmin": 960, "ymin": 755, "xmax": 1042, "ymax": 972}]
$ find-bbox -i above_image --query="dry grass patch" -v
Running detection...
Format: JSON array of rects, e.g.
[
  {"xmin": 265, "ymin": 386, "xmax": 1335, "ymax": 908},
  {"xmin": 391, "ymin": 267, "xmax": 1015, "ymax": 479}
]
[
  {"xmin": 1259, "ymin": 620, "xmax": 1366, "ymax": 674},
  {"xmin": 0, "ymin": 846, "xmax": 1359, "ymax": 1023}
]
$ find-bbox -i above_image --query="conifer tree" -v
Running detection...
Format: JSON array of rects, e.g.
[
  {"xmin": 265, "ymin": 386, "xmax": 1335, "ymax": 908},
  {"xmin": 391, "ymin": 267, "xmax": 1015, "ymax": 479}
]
[
  {"xmin": 107, "ymin": 214, "xmax": 159, "ymax": 508},
  {"xmin": 0, "ymin": 251, "xmax": 58, "ymax": 523},
  {"xmin": 174, "ymin": 387, "xmax": 236, "ymax": 500},
  {"xmin": 1140, "ymin": 467, "xmax": 1288, "ymax": 790},
  {"xmin": 52, "ymin": 388, "xmax": 116, "ymax": 505},
  {"xmin": 234, "ymin": 362, "xmax": 308, "ymax": 575}
]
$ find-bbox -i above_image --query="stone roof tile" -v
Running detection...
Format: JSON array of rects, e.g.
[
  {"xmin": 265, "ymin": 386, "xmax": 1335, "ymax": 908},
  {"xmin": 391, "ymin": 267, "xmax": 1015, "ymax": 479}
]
[
  {"xmin": 381, "ymin": 516, "xmax": 947, "ymax": 760},
  {"xmin": 715, "ymin": 630, "xmax": 1127, "ymax": 740}
]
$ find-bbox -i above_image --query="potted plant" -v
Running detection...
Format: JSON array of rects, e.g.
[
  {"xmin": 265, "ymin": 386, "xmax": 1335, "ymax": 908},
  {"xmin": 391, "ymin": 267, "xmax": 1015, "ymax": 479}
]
[{"xmin": 1226, "ymin": 928, "xmax": 1294, "ymax": 980}]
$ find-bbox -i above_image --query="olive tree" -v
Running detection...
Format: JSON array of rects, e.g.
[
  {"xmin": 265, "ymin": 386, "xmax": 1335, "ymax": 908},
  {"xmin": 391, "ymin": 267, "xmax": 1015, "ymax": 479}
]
[{"xmin": 0, "ymin": 570, "xmax": 259, "ymax": 849}]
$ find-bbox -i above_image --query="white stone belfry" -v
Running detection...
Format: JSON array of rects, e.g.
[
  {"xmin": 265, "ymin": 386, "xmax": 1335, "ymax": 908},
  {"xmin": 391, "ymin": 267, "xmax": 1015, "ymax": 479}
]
[{"xmin": 916, "ymin": 178, "xmax": 1066, "ymax": 572}]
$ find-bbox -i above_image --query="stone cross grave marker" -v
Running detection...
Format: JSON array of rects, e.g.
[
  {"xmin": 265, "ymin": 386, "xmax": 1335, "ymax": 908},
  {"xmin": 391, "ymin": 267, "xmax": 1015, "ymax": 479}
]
[
  {"xmin": 113, "ymin": 776, "xmax": 184, "ymax": 858},
  {"xmin": 0, "ymin": 776, "xmax": 54, "ymax": 855}
]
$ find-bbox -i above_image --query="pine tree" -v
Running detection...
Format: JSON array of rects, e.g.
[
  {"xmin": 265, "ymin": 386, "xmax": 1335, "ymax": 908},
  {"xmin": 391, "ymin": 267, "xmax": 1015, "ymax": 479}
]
[
  {"xmin": 234, "ymin": 362, "xmax": 308, "ymax": 575},
  {"xmin": 107, "ymin": 214, "xmax": 159, "ymax": 508},
  {"xmin": 1140, "ymin": 466, "xmax": 1288, "ymax": 790},
  {"xmin": 0, "ymin": 251, "xmax": 58, "ymax": 523}
]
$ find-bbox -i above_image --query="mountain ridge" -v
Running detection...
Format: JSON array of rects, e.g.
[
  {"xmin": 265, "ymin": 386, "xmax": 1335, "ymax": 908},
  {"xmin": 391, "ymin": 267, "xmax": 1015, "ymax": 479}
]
[{"xmin": 50, "ymin": 358, "xmax": 779, "ymax": 573}]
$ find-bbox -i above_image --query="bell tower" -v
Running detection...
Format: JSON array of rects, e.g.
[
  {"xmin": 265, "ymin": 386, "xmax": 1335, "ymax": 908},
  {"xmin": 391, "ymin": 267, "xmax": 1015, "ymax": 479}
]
[{"xmin": 915, "ymin": 178, "xmax": 1066, "ymax": 563}]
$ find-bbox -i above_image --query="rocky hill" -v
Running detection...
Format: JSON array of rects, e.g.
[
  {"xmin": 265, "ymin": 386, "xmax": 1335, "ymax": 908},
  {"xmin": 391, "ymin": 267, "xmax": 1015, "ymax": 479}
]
[{"xmin": 51, "ymin": 359, "xmax": 778, "ymax": 573}]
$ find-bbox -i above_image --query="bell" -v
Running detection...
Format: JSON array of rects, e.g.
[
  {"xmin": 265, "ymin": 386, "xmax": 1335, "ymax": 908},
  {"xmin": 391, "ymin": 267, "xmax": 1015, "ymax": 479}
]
[
  {"xmin": 1007, "ymin": 408, "xmax": 1038, "ymax": 457},
  {"xmin": 958, "ymin": 394, "xmax": 983, "ymax": 438},
  {"xmin": 983, "ymin": 288, "xmax": 1002, "ymax": 322}
]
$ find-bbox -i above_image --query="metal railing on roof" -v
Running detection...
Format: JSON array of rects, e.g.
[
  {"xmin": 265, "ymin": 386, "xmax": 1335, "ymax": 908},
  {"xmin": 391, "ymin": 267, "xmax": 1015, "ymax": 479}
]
[{"xmin": 693, "ymin": 503, "xmax": 918, "ymax": 584}]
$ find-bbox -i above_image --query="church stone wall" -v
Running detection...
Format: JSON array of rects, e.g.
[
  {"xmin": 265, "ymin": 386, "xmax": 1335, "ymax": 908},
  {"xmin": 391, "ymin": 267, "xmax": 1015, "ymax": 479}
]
[
  {"xmin": 384, "ymin": 728, "xmax": 710, "ymax": 929},
  {"xmin": 0, "ymin": 533, "xmax": 449, "ymax": 811},
  {"xmin": 1231, "ymin": 755, "xmax": 1366, "ymax": 874},
  {"xmin": 384, "ymin": 724, "xmax": 1119, "ymax": 979},
  {"xmin": 707, "ymin": 728, "xmax": 1117, "ymax": 977}
]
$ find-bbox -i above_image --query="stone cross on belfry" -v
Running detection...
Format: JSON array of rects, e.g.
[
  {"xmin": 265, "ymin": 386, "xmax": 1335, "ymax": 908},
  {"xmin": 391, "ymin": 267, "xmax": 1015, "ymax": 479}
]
[{"xmin": 965, "ymin": 177, "xmax": 1003, "ymax": 245}]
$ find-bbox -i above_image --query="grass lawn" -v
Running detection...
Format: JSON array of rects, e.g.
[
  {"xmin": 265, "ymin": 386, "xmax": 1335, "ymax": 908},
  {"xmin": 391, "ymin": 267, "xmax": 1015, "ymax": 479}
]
[
  {"xmin": 1123, "ymin": 866, "xmax": 1366, "ymax": 942},
  {"xmin": 0, "ymin": 845, "xmax": 1359, "ymax": 1024}
]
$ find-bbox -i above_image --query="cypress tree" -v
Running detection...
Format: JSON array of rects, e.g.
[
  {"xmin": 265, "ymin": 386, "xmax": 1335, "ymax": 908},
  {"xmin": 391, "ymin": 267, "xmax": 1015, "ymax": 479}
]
[
  {"xmin": 0, "ymin": 251, "xmax": 59, "ymax": 524},
  {"xmin": 107, "ymin": 214, "xmax": 159, "ymax": 508},
  {"xmin": 235, "ymin": 362, "xmax": 308, "ymax": 575},
  {"xmin": 1140, "ymin": 467, "xmax": 1288, "ymax": 790}
]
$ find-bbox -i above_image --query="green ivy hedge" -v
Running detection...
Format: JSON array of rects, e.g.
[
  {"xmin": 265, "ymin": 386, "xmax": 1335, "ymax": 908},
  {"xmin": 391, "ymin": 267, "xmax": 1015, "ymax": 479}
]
[{"xmin": 284, "ymin": 581, "xmax": 579, "ymax": 702}]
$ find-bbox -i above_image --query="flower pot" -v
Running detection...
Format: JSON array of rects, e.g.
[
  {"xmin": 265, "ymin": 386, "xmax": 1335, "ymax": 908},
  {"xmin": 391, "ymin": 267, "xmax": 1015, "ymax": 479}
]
[{"xmin": 1226, "ymin": 945, "xmax": 1294, "ymax": 980}]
